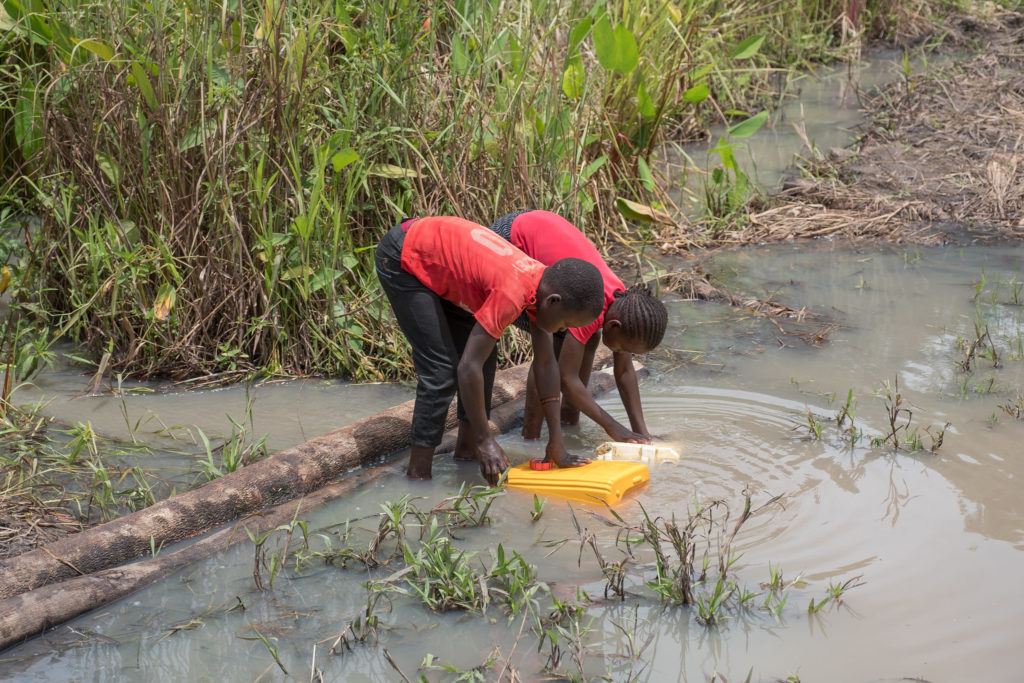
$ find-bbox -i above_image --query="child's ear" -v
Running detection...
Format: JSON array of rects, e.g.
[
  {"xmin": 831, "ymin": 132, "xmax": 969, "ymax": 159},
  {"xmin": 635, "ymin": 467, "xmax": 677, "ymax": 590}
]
[
  {"xmin": 544, "ymin": 293, "xmax": 562, "ymax": 307},
  {"xmin": 606, "ymin": 319, "xmax": 622, "ymax": 330}
]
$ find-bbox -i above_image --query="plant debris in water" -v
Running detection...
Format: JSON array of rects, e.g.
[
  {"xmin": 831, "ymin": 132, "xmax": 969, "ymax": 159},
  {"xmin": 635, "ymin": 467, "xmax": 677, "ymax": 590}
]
[{"xmin": 252, "ymin": 485, "xmax": 865, "ymax": 680}]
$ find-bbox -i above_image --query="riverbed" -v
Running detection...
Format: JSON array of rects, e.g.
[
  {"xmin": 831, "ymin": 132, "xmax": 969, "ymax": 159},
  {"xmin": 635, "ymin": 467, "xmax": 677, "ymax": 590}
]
[{"xmin": 2, "ymin": 242, "xmax": 1022, "ymax": 682}]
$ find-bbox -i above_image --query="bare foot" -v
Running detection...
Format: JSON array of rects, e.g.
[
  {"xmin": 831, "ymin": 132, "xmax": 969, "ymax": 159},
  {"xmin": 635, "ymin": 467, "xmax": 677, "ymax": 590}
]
[
  {"xmin": 406, "ymin": 466, "xmax": 433, "ymax": 479},
  {"xmin": 407, "ymin": 447, "xmax": 434, "ymax": 479},
  {"xmin": 521, "ymin": 423, "xmax": 542, "ymax": 440},
  {"xmin": 454, "ymin": 446, "xmax": 479, "ymax": 461}
]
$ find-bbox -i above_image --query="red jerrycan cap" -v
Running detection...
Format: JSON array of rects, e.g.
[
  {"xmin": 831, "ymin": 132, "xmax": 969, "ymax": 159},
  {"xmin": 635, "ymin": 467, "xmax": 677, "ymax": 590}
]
[{"xmin": 529, "ymin": 458, "xmax": 554, "ymax": 471}]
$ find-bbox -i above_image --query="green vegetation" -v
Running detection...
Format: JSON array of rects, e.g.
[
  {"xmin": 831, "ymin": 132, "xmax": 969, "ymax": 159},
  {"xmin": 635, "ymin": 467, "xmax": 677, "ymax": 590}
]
[
  {"xmin": 251, "ymin": 485, "xmax": 863, "ymax": 679},
  {"xmin": 0, "ymin": 0, "xmax": 963, "ymax": 381}
]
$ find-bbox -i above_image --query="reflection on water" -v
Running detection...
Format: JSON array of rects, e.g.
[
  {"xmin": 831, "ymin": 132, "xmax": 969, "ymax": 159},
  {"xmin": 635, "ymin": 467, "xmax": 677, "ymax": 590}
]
[
  {"xmin": 663, "ymin": 49, "xmax": 912, "ymax": 215},
  {"xmin": 2, "ymin": 244, "xmax": 1023, "ymax": 682}
]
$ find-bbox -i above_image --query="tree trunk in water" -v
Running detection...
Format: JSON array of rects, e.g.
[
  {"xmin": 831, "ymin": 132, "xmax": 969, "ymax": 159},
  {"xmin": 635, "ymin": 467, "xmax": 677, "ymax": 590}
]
[
  {"xmin": 0, "ymin": 350, "xmax": 611, "ymax": 601},
  {"xmin": 0, "ymin": 358, "xmax": 623, "ymax": 651}
]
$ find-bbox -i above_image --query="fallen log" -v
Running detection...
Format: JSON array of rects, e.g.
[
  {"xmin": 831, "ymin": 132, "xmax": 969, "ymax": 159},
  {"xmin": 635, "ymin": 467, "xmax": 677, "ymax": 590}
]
[
  {"xmin": 0, "ymin": 361, "xmax": 624, "ymax": 651},
  {"xmin": 0, "ymin": 349, "xmax": 611, "ymax": 601}
]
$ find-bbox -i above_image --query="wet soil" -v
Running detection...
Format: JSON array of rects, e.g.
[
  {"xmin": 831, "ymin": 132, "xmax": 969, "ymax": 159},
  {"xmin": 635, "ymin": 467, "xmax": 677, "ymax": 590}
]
[{"xmin": 661, "ymin": 6, "xmax": 1024, "ymax": 250}]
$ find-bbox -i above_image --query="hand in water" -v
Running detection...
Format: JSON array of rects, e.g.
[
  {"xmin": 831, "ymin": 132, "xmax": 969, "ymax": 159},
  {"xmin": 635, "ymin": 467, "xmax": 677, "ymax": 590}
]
[
  {"xmin": 478, "ymin": 437, "xmax": 509, "ymax": 485},
  {"xmin": 608, "ymin": 423, "xmax": 653, "ymax": 445},
  {"xmin": 545, "ymin": 441, "xmax": 591, "ymax": 468}
]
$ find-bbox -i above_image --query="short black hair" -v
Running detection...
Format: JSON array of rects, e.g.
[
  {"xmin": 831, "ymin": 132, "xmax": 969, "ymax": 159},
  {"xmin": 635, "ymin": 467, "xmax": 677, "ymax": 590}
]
[
  {"xmin": 541, "ymin": 258, "xmax": 604, "ymax": 318},
  {"xmin": 608, "ymin": 283, "xmax": 668, "ymax": 351}
]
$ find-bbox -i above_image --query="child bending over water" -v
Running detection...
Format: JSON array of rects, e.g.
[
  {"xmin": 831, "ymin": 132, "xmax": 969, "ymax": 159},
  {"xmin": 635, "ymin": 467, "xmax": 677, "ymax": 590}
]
[
  {"xmin": 375, "ymin": 216, "xmax": 605, "ymax": 484},
  {"xmin": 488, "ymin": 210, "xmax": 668, "ymax": 443}
]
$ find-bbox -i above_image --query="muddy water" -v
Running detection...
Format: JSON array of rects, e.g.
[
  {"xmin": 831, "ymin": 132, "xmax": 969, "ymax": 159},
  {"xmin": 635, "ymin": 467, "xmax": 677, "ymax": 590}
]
[
  {"xmin": 20, "ymin": 361, "xmax": 413, "ymax": 453},
  {"xmin": 665, "ymin": 49, "xmax": 913, "ymax": 211},
  {"xmin": 2, "ymin": 243, "xmax": 1021, "ymax": 682},
  {"xmin": 10, "ymin": 359, "xmax": 413, "ymax": 498}
]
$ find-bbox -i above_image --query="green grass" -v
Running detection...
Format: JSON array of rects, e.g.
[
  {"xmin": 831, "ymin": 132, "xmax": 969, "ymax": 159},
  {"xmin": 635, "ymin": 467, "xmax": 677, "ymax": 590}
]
[{"xmin": 0, "ymin": 0, "xmax": 967, "ymax": 381}]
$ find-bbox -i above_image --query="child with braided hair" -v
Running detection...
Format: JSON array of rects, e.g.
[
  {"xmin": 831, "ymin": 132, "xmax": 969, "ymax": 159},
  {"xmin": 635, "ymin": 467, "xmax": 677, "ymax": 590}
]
[
  {"xmin": 488, "ymin": 210, "xmax": 669, "ymax": 444},
  {"xmin": 376, "ymin": 216, "xmax": 603, "ymax": 483}
]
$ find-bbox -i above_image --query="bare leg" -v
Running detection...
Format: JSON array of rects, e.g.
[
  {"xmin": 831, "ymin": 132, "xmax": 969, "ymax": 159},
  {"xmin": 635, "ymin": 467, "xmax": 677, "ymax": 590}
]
[
  {"xmin": 521, "ymin": 364, "xmax": 543, "ymax": 439},
  {"xmin": 407, "ymin": 446, "xmax": 434, "ymax": 479},
  {"xmin": 453, "ymin": 420, "xmax": 478, "ymax": 461}
]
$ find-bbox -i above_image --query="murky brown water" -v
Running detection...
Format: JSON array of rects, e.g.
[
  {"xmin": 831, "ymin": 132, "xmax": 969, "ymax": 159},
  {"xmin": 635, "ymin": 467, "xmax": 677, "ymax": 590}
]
[
  {"xmin": 664, "ymin": 48, "xmax": 920, "ymax": 212},
  {"xmin": 2, "ymin": 242, "xmax": 1021, "ymax": 682}
]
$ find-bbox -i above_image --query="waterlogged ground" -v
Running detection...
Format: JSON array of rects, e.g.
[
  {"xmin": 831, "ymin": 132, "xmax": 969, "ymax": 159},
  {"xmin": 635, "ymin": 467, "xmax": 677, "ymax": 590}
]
[
  {"xmin": 2, "ymin": 243, "xmax": 1022, "ymax": 682},
  {"xmin": 665, "ymin": 47, "xmax": 915, "ymax": 210}
]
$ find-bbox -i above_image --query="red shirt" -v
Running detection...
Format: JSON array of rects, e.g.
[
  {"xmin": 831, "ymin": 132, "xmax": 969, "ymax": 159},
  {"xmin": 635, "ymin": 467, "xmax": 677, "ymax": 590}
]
[
  {"xmin": 401, "ymin": 217, "xmax": 545, "ymax": 339},
  {"xmin": 510, "ymin": 210, "xmax": 624, "ymax": 345}
]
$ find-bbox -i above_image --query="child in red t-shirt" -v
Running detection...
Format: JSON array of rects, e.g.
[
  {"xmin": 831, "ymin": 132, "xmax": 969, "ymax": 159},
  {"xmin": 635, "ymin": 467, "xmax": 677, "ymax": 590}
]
[
  {"xmin": 489, "ymin": 210, "xmax": 668, "ymax": 444},
  {"xmin": 375, "ymin": 216, "xmax": 606, "ymax": 484}
]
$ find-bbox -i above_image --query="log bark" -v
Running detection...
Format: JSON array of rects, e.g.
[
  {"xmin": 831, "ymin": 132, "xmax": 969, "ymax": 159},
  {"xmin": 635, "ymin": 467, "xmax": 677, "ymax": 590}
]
[
  {"xmin": 0, "ymin": 349, "xmax": 611, "ymax": 601},
  {"xmin": 0, "ymin": 358, "xmax": 624, "ymax": 651},
  {"xmin": 0, "ymin": 465, "xmax": 392, "ymax": 652}
]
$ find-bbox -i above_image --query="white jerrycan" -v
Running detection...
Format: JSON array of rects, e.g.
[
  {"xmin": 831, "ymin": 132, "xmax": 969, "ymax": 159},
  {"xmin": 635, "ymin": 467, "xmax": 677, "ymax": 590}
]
[{"xmin": 595, "ymin": 441, "xmax": 681, "ymax": 464}]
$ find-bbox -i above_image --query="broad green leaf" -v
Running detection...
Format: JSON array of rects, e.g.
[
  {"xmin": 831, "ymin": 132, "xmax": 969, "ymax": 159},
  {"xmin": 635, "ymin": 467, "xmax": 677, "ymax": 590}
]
[
  {"xmin": 612, "ymin": 23, "xmax": 639, "ymax": 74},
  {"xmin": 331, "ymin": 147, "xmax": 359, "ymax": 172},
  {"xmin": 73, "ymin": 38, "xmax": 114, "ymax": 61},
  {"xmin": 209, "ymin": 62, "xmax": 232, "ymax": 88},
  {"xmin": 13, "ymin": 81, "xmax": 41, "ymax": 158},
  {"xmin": 178, "ymin": 119, "xmax": 218, "ymax": 152},
  {"xmin": 341, "ymin": 254, "xmax": 358, "ymax": 271},
  {"xmin": 683, "ymin": 82, "xmax": 709, "ymax": 104},
  {"xmin": 368, "ymin": 163, "xmax": 420, "ymax": 179},
  {"xmin": 594, "ymin": 18, "xmax": 639, "ymax": 74},
  {"xmin": 637, "ymin": 82, "xmax": 656, "ymax": 119},
  {"xmin": 731, "ymin": 34, "xmax": 765, "ymax": 60},
  {"xmin": 580, "ymin": 154, "xmax": 607, "ymax": 182},
  {"xmin": 506, "ymin": 32, "xmax": 522, "ymax": 73},
  {"xmin": 310, "ymin": 267, "xmax": 342, "ymax": 294},
  {"xmin": 710, "ymin": 138, "xmax": 737, "ymax": 169},
  {"xmin": 561, "ymin": 60, "xmax": 584, "ymax": 99},
  {"xmin": 130, "ymin": 61, "xmax": 158, "ymax": 110},
  {"xmin": 450, "ymin": 35, "xmax": 468, "ymax": 76},
  {"xmin": 615, "ymin": 197, "xmax": 673, "ymax": 224},
  {"xmin": 0, "ymin": 5, "xmax": 16, "ymax": 31},
  {"xmin": 281, "ymin": 265, "xmax": 313, "ymax": 281},
  {"xmin": 332, "ymin": 300, "xmax": 346, "ymax": 323},
  {"xmin": 637, "ymin": 157, "xmax": 655, "ymax": 192},
  {"xmin": 568, "ymin": 17, "xmax": 591, "ymax": 53},
  {"xmin": 689, "ymin": 64, "xmax": 714, "ymax": 80},
  {"xmin": 592, "ymin": 16, "xmax": 616, "ymax": 69},
  {"xmin": 578, "ymin": 189, "xmax": 595, "ymax": 213},
  {"xmin": 291, "ymin": 215, "xmax": 312, "ymax": 240},
  {"xmin": 266, "ymin": 232, "xmax": 290, "ymax": 248},
  {"xmin": 727, "ymin": 110, "xmax": 768, "ymax": 138},
  {"xmin": 95, "ymin": 152, "xmax": 121, "ymax": 185}
]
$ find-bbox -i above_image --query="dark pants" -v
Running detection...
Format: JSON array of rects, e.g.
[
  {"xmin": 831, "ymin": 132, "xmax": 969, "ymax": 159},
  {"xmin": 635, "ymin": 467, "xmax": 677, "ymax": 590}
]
[{"xmin": 375, "ymin": 225, "xmax": 497, "ymax": 448}]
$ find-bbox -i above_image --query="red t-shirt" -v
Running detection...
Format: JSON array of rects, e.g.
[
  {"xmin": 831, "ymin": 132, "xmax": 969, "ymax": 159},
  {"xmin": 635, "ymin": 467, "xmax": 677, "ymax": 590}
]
[
  {"xmin": 510, "ymin": 210, "xmax": 624, "ymax": 345},
  {"xmin": 401, "ymin": 216, "xmax": 545, "ymax": 339}
]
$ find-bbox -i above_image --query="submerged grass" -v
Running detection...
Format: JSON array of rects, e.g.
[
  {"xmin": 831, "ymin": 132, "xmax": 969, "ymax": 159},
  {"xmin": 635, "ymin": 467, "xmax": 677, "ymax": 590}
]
[{"xmin": 261, "ymin": 486, "xmax": 863, "ymax": 679}]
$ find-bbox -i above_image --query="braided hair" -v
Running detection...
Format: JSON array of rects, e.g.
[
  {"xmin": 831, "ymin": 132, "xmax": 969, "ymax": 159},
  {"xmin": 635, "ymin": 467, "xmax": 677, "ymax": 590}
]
[{"xmin": 607, "ymin": 284, "xmax": 668, "ymax": 351}]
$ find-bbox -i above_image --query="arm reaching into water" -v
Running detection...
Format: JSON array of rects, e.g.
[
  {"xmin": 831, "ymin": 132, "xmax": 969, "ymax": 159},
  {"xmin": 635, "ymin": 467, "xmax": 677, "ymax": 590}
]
[
  {"xmin": 458, "ymin": 325, "xmax": 509, "ymax": 484},
  {"xmin": 531, "ymin": 323, "xmax": 590, "ymax": 467},
  {"xmin": 558, "ymin": 334, "xmax": 651, "ymax": 443},
  {"xmin": 613, "ymin": 350, "xmax": 652, "ymax": 440}
]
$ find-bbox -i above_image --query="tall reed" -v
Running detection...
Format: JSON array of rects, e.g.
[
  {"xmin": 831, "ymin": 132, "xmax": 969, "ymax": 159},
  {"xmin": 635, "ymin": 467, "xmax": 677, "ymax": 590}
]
[{"xmin": 0, "ymin": 0, "xmax": 960, "ymax": 379}]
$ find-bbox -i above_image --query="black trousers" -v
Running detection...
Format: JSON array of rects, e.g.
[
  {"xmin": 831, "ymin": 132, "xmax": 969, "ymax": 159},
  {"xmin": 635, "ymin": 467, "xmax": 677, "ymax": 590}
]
[{"xmin": 375, "ymin": 225, "xmax": 498, "ymax": 448}]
